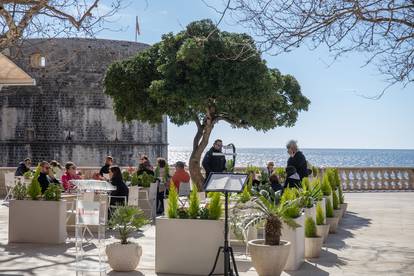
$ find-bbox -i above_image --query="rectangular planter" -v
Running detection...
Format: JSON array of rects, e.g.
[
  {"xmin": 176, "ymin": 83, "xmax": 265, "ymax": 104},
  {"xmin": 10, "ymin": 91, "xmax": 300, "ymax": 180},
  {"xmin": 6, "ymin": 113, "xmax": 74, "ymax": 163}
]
[
  {"xmin": 318, "ymin": 198, "xmax": 326, "ymax": 224},
  {"xmin": 156, "ymin": 217, "xmax": 224, "ymax": 275},
  {"xmin": 281, "ymin": 213, "xmax": 305, "ymax": 271},
  {"xmin": 9, "ymin": 200, "xmax": 67, "ymax": 244}
]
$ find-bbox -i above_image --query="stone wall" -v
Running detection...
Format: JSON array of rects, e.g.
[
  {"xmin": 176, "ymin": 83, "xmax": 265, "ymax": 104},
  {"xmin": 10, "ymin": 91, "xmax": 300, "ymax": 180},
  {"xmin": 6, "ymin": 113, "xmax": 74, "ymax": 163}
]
[{"xmin": 0, "ymin": 38, "xmax": 168, "ymax": 167}]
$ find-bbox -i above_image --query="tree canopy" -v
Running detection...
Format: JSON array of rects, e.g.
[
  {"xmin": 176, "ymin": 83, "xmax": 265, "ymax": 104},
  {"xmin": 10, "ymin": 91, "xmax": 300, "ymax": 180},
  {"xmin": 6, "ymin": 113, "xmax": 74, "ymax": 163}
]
[{"xmin": 104, "ymin": 19, "xmax": 310, "ymax": 187}]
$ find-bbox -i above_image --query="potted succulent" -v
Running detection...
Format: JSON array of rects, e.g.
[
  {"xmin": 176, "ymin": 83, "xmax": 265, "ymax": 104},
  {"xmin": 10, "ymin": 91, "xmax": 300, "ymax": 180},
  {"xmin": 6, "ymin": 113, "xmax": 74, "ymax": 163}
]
[
  {"xmin": 9, "ymin": 168, "xmax": 67, "ymax": 244},
  {"xmin": 242, "ymin": 190, "xmax": 299, "ymax": 276},
  {"xmin": 279, "ymin": 188, "xmax": 304, "ymax": 271},
  {"xmin": 304, "ymin": 217, "xmax": 323, "ymax": 258},
  {"xmin": 325, "ymin": 198, "xmax": 339, "ymax": 233},
  {"xmin": 106, "ymin": 205, "xmax": 149, "ymax": 271},
  {"xmin": 315, "ymin": 202, "xmax": 330, "ymax": 242},
  {"xmin": 156, "ymin": 185, "xmax": 225, "ymax": 275}
]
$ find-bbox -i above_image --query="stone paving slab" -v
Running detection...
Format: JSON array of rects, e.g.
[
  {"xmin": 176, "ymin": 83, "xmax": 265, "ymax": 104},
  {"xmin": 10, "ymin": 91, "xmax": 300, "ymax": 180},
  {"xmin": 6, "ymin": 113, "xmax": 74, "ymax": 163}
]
[{"xmin": 1, "ymin": 192, "xmax": 414, "ymax": 276}]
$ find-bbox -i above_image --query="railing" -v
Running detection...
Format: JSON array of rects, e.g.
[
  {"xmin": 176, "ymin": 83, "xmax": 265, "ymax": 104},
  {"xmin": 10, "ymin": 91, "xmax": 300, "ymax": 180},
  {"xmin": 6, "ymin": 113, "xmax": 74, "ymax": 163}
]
[{"xmin": 1, "ymin": 166, "xmax": 413, "ymax": 196}]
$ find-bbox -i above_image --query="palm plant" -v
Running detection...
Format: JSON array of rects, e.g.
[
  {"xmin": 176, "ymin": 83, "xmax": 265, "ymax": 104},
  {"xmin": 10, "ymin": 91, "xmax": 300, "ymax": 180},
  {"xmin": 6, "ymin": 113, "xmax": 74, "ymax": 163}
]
[
  {"xmin": 236, "ymin": 190, "xmax": 300, "ymax": 246},
  {"xmin": 109, "ymin": 206, "xmax": 149, "ymax": 244},
  {"xmin": 297, "ymin": 179, "xmax": 322, "ymax": 208}
]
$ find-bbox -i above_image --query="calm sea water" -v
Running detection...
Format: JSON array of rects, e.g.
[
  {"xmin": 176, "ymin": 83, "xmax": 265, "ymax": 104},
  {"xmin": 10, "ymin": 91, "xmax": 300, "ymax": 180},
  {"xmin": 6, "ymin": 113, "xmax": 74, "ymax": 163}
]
[{"xmin": 168, "ymin": 147, "xmax": 414, "ymax": 167}]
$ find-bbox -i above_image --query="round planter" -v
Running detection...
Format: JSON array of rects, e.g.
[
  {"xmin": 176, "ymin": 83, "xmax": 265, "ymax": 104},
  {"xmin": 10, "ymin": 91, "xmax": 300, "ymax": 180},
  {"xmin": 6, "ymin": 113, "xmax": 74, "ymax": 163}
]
[
  {"xmin": 341, "ymin": 203, "xmax": 348, "ymax": 216},
  {"xmin": 248, "ymin": 239, "xmax": 291, "ymax": 276},
  {"xmin": 326, "ymin": 217, "xmax": 340, "ymax": 233},
  {"xmin": 316, "ymin": 224, "xmax": 330, "ymax": 242},
  {"xmin": 305, "ymin": 236, "xmax": 323, "ymax": 258},
  {"xmin": 106, "ymin": 242, "xmax": 142, "ymax": 271}
]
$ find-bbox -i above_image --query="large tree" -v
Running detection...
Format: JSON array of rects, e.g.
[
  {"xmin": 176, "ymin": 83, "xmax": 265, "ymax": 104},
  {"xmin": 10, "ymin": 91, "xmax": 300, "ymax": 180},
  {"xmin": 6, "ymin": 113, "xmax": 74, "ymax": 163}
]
[
  {"xmin": 104, "ymin": 19, "xmax": 310, "ymax": 188},
  {"xmin": 225, "ymin": 0, "xmax": 414, "ymax": 90},
  {"xmin": 0, "ymin": 0, "xmax": 123, "ymax": 50}
]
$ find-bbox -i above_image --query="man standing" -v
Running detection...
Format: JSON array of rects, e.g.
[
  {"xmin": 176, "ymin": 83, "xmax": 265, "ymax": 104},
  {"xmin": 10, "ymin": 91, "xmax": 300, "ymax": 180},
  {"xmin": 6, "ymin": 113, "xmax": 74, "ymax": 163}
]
[
  {"xmin": 202, "ymin": 139, "xmax": 226, "ymax": 181},
  {"xmin": 15, "ymin": 158, "xmax": 32, "ymax": 176},
  {"xmin": 99, "ymin": 156, "xmax": 113, "ymax": 177},
  {"xmin": 286, "ymin": 140, "xmax": 309, "ymax": 181}
]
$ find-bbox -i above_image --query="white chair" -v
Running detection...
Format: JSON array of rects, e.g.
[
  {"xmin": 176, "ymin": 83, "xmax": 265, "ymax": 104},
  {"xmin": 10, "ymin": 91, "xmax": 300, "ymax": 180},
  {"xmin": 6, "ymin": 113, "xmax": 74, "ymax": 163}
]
[
  {"xmin": 178, "ymin": 182, "xmax": 191, "ymax": 206},
  {"xmin": 3, "ymin": 173, "xmax": 16, "ymax": 201}
]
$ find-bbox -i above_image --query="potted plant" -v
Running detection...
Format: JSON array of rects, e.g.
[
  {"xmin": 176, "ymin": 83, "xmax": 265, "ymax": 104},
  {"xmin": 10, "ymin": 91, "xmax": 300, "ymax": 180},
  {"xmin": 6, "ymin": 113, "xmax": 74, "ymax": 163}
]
[
  {"xmin": 12, "ymin": 180, "xmax": 27, "ymax": 200},
  {"xmin": 298, "ymin": 178, "xmax": 321, "ymax": 223},
  {"xmin": 9, "ymin": 170, "xmax": 67, "ymax": 244},
  {"xmin": 106, "ymin": 205, "xmax": 149, "ymax": 271},
  {"xmin": 304, "ymin": 217, "xmax": 323, "ymax": 258},
  {"xmin": 325, "ymin": 198, "xmax": 339, "ymax": 233},
  {"xmin": 241, "ymin": 190, "xmax": 299, "ymax": 276},
  {"xmin": 332, "ymin": 189, "xmax": 342, "ymax": 220},
  {"xmin": 279, "ymin": 188, "xmax": 305, "ymax": 271},
  {"xmin": 315, "ymin": 202, "xmax": 330, "ymax": 242},
  {"xmin": 310, "ymin": 178, "xmax": 326, "ymax": 224},
  {"xmin": 337, "ymin": 176, "xmax": 348, "ymax": 216},
  {"xmin": 156, "ymin": 185, "xmax": 225, "ymax": 275},
  {"xmin": 321, "ymin": 173, "xmax": 333, "ymax": 213}
]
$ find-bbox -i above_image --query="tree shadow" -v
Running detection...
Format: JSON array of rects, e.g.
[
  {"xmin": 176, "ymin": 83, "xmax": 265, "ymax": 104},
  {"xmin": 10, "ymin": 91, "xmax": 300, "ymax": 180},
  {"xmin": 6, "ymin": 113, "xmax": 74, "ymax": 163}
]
[
  {"xmin": 284, "ymin": 261, "xmax": 330, "ymax": 276},
  {"xmin": 108, "ymin": 271, "xmax": 145, "ymax": 276},
  {"xmin": 340, "ymin": 211, "xmax": 372, "ymax": 231}
]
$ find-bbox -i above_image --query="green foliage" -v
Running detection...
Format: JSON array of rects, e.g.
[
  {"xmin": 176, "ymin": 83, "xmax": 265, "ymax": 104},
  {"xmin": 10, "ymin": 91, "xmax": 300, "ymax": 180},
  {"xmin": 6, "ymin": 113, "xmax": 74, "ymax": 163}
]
[
  {"xmin": 245, "ymin": 165, "xmax": 261, "ymax": 175},
  {"xmin": 188, "ymin": 184, "xmax": 200, "ymax": 219},
  {"xmin": 275, "ymin": 167, "xmax": 286, "ymax": 183},
  {"xmin": 122, "ymin": 170, "xmax": 131, "ymax": 182},
  {"xmin": 12, "ymin": 180, "xmax": 26, "ymax": 200},
  {"xmin": 226, "ymin": 159, "xmax": 234, "ymax": 172},
  {"xmin": 280, "ymin": 188, "xmax": 301, "ymax": 218},
  {"xmin": 332, "ymin": 190, "xmax": 340, "ymax": 210},
  {"xmin": 238, "ymin": 185, "xmax": 252, "ymax": 203},
  {"xmin": 326, "ymin": 168, "xmax": 337, "ymax": 191},
  {"xmin": 109, "ymin": 206, "xmax": 149, "ymax": 244},
  {"xmin": 130, "ymin": 174, "xmax": 139, "ymax": 186},
  {"xmin": 199, "ymin": 207, "xmax": 209, "ymax": 220},
  {"xmin": 137, "ymin": 172, "xmax": 154, "ymax": 188},
  {"xmin": 167, "ymin": 182, "xmax": 179, "ymax": 218},
  {"xmin": 326, "ymin": 198, "xmax": 334, "ymax": 218},
  {"xmin": 309, "ymin": 178, "xmax": 323, "ymax": 201},
  {"xmin": 316, "ymin": 202, "xmax": 324, "ymax": 225},
  {"xmin": 43, "ymin": 184, "xmax": 62, "ymax": 201},
  {"xmin": 337, "ymin": 172, "xmax": 345, "ymax": 204},
  {"xmin": 333, "ymin": 169, "xmax": 341, "ymax": 190},
  {"xmin": 321, "ymin": 173, "xmax": 332, "ymax": 196},
  {"xmin": 302, "ymin": 177, "xmax": 310, "ymax": 190},
  {"xmin": 178, "ymin": 207, "xmax": 189, "ymax": 219},
  {"xmin": 312, "ymin": 166, "xmax": 319, "ymax": 177},
  {"xmin": 208, "ymin": 192, "xmax": 222, "ymax": 220},
  {"xmin": 298, "ymin": 179, "xmax": 321, "ymax": 208},
  {"xmin": 23, "ymin": 171, "xmax": 33, "ymax": 179},
  {"xmin": 305, "ymin": 217, "xmax": 317, "ymax": 238},
  {"xmin": 27, "ymin": 165, "xmax": 41, "ymax": 200},
  {"xmin": 104, "ymin": 19, "xmax": 310, "ymax": 185}
]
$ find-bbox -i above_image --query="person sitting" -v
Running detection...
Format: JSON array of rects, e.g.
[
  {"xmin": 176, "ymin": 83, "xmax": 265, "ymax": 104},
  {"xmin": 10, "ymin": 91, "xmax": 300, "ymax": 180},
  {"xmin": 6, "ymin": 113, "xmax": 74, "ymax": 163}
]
[
  {"xmin": 269, "ymin": 174, "xmax": 282, "ymax": 192},
  {"xmin": 61, "ymin": 162, "xmax": 81, "ymax": 192},
  {"xmin": 50, "ymin": 160, "xmax": 64, "ymax": 179},
  {"xmin": 15, "ymin": 158, "xmax": 32, "ymax": 176},
  {"xmin": 171, "ymin": 161, "xmax": 190, "ymax": 191},
  {"xmin": 109, "ymin": 166, "xmax": 129, "ymax": 218},
  {"xmin": 99, "ymin": 156, "xmax": 113, "ymax": 177},
  {"xmin": 38, "ymin": 161, "xmax": 60, "ymax": 194},
  {"xmin": 137, "ymin": 159, "xmax": 155, "ymax": 176},
  {"xmin": 264, "ymin": 161, "xmax": 275, "ymax": 176},
  {"xmin": 284, "ymin": 165, "xmax": 301, "ymax": 189}
]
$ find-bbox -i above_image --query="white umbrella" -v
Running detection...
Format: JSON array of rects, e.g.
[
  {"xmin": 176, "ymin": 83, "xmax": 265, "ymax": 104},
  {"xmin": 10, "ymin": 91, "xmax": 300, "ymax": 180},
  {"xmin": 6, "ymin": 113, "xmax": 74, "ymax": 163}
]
[{"xmin": 0, "ymin": 53, "xmax": 36, "ymax": 90}]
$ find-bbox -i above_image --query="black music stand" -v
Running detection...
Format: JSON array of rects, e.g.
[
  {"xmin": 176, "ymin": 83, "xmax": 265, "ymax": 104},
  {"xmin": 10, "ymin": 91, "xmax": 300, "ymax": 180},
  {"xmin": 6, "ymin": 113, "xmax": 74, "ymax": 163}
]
[{"xmin": 205, "ymin": 173, "xmax": 248, "ymax": 276}]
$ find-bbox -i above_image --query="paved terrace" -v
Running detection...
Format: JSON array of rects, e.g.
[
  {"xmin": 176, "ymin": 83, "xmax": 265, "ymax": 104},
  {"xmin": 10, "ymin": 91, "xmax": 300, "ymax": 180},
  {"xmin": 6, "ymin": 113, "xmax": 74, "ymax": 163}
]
[{"xmin": 0, "ymin": 192, "xmax": 414, "ymax": 276}]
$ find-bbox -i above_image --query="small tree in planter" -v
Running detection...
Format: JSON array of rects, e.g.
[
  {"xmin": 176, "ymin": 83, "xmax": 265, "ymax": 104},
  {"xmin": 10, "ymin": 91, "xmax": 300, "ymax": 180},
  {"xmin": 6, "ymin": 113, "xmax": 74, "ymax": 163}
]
[
  {"xmin": 188, "ymin": 184, "xmax": 200, "ymax": 219},
  {"xmin": 332, "ymin": 190, "xmax": 342, "ymax": 220},
  {"xmin": 27, "ymin": 165, "xmax": 41, "ymax": 200},
  {"xmin": 106, "ymin": 206, "xmax": 149, "ymax": 271},
  {"xmin": 240, "ymin": 191, "xmax": 299, "ymax": 276},
  {"xmin": 315, "ymin": 202, "xmax": 330, "ymax": 242},
  {"xmin": 12, "ymin": 180, "xmax": 27, "ymax": 200},
  {"xmin": 325, "ymin": 198, "xmax": 339, "ymax": 233},
  {"xmin": 304, "ymin": 217, "xmax": 323, "ymax": 258},
  {"xmin": 43, "ymin": 184, "xmax": 62, "ymax": 201}
]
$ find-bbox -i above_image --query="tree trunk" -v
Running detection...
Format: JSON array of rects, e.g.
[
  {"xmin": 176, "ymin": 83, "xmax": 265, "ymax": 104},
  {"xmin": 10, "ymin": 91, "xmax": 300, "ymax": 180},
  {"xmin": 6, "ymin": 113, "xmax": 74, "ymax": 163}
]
[
  {"xmin": 188, "ymin": 116, "xmax": 214, "ymax": 191},
  {"xmin": 265, "ymin": 215, "xmax": 282, "ymax": 246}
]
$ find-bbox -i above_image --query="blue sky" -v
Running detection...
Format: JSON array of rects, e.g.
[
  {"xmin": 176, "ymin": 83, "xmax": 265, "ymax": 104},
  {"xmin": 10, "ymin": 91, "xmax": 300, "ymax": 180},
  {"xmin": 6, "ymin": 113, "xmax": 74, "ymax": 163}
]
[{"xmin": 98, "ymin": 0, "xmax": 414, "ymax": 149}]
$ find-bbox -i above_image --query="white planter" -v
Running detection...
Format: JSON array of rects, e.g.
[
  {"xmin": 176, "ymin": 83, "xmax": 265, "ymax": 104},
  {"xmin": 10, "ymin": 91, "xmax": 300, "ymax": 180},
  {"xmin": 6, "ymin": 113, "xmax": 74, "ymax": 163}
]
[
  {"xmin": 9, "ymin": 199, "xmax": 67, "ymax": 244},
  {"xmin": 155, "ymin": 217, "xmax": 224, "ymax": 275},
  {"xmin": 316, "ymin": 224, "xmax": 330, "ymax": 242},
  {"xmin": 326, "ymin": 216, "xmax": 340, "ymax": 233},
  {"xmin": 281, "ymin": 214, "xmax": 304, "ymax": 271},
  {"xmin": 305, "ymin": 237, "xmax": 323, "ymax": 258},
  {"xmin": 341, "ymin": 203, "xmax": 348, "ymax": 216},
  {"xmin": 248, "ymin": 239, "xmax": 291, "ymax": 276},
  {"xmin": 334, "ymin": 209, "xmax": 342, "ymax": 220},
  {"xmin": 106, "ymin": 242, "xmax": 142, "ymax": 271},
  {"xmin": 304, "ymin": 206, "xmax": 316, "ymax": 223},
  {"xmin": 318, "ymin": 198, "xmax": 326, "ymax": 225}
]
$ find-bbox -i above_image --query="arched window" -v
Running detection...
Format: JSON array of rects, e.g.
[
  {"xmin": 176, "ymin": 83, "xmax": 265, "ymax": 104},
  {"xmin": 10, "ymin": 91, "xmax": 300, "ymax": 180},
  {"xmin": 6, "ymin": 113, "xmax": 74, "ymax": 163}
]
[{"xmin": 30, "ymin": 53, "xmax": 46, "ymax": 68}]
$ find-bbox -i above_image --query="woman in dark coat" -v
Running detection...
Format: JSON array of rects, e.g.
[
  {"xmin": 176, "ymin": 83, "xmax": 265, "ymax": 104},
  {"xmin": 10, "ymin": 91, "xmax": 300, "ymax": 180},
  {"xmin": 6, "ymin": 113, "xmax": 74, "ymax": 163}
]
[
  {"xmin": 109, "ymin": 166, "xmax": 129, "ymax": 207},
  {"xmin": 286, "ymin": 140, "xmax": 309, "ymax": 180}
]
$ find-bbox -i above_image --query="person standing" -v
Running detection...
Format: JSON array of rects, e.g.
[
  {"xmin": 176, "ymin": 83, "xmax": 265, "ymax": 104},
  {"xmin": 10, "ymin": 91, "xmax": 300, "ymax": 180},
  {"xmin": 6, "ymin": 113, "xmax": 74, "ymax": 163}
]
[
  {"xmin": 38, "ymin": 161, "xmax": 60, "ymax": 194},
  {"xmin": 286, "ymin": 140, "xmax": 309, "ymax": 181},
  {"xmin": 202, "ymin": 139, "xmax": 226, "ymax": 180},
  {"xmin": 15, "ymin": 158, "xmax": 32, "ymax": 176},
  {"xmin": 99, "ymin": 156, "xmax": 113, "ymax": 177}
]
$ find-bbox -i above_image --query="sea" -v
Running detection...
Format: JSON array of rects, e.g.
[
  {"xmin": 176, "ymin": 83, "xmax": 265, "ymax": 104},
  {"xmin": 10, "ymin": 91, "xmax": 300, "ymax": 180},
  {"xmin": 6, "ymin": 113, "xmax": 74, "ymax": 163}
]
[{"xmin": 168, "ymin": 147, "xmax": 414, "ymax": 168}]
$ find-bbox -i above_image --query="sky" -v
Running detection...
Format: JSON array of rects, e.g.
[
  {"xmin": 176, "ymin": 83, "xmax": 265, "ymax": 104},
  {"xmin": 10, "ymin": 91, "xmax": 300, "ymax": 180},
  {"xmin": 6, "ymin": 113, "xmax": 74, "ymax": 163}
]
[{"xmin": 97, "ymin": 0, "xmax": 414, "ymax": 149}]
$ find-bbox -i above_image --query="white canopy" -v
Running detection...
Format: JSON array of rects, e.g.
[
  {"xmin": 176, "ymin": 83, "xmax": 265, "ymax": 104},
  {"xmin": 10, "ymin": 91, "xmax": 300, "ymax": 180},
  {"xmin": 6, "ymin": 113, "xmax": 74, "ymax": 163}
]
[{"xmin": 0, "ymin": 53, "xmax": 36, "ymax": 89}]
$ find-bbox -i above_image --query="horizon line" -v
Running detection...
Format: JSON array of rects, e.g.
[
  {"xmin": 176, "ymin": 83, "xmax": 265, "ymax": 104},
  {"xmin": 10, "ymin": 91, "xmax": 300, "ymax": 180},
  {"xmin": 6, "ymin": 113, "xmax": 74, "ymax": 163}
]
[{"xmin": 168, "ymin": 145, "xmax": 414, "ymax": 151}]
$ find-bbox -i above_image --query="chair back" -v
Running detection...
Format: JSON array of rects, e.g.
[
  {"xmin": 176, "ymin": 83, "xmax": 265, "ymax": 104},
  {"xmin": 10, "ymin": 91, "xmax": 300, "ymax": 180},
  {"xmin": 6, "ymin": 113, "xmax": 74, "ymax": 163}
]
[{"xmin": 178, "ymin": 182, "xmax": 191, "ymax": 197}]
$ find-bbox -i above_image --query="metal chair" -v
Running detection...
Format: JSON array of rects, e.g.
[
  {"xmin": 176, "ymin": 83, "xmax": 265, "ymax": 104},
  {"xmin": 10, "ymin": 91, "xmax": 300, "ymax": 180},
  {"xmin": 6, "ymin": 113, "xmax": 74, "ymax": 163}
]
[
  {"xmin": 178, "ymin": 182, "xmax": 191, "ymax": 206},
  {"xmin": 3, "ymin": 173, "xmax": 16, "ymax": 201}
]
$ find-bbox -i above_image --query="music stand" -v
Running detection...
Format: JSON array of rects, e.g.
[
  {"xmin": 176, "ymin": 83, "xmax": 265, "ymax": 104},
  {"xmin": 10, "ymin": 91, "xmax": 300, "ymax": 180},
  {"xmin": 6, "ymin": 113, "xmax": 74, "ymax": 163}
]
[{"xmin": 205, "ymin": 173, "xmax": 248, "ymax": 276}]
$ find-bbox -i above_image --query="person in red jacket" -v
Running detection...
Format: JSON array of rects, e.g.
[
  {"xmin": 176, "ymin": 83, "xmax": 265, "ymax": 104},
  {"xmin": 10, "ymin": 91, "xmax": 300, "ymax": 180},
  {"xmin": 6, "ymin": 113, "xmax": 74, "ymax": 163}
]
[{"xmin": 171, "ymin": 161, "xmax": 190, "ymax": 190}]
